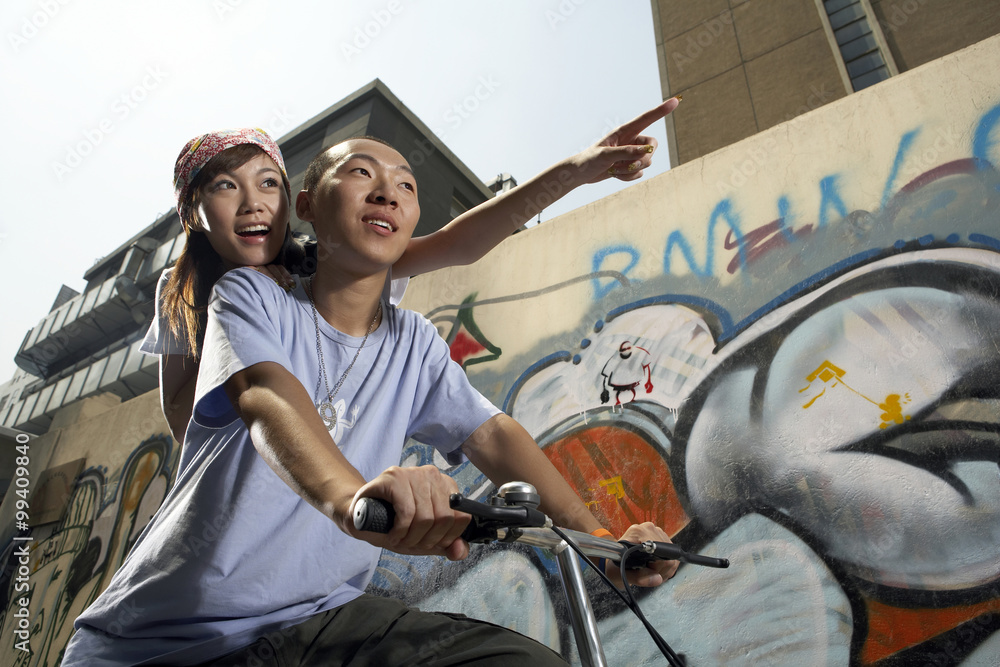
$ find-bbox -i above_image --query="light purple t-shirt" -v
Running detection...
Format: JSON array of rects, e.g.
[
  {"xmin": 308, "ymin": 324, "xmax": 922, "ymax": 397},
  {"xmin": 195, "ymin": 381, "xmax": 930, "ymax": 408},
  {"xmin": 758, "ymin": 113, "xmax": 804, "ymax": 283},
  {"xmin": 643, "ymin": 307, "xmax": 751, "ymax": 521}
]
[
  {"xmin": 139, "ymin": 267, "xmax": 408, "ymax": 356},
  {"xmin": 66, "ymin": 268, "xmax": 498, "ymax": 666}
]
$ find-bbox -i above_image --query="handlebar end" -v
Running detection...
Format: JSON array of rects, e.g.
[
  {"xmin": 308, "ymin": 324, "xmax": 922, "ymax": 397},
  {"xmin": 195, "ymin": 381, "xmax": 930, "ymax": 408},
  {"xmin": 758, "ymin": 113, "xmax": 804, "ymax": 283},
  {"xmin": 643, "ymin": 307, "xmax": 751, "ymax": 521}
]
[{"xmin": 354, "ymin": 497, "xmax": 394, "ymax": 534}]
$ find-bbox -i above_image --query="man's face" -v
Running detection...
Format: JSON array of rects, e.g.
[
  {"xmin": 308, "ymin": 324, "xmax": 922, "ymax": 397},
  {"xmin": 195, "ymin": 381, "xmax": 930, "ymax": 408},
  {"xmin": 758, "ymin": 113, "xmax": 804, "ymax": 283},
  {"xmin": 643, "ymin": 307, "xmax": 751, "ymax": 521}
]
[{"xmin": 297, "ymin": 138, "xmax": 419, "ymax": 275}]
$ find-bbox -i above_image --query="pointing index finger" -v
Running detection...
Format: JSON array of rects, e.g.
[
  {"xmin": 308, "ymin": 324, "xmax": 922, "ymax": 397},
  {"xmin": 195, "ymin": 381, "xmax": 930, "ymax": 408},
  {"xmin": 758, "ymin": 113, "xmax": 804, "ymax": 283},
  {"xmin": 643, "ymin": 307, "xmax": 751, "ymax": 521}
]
[{"xmin": 613, "ymin": 97, "xmax": 681, "ymax": 143}]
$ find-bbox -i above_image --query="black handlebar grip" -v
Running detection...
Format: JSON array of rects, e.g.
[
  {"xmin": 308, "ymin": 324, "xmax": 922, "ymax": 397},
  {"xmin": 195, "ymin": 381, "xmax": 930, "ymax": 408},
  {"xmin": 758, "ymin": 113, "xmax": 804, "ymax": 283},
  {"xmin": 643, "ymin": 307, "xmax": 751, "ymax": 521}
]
[
  {"xmin": 354, "ymin": 497, "xmax": 395, "ymax": 533},
  {"xmin": 622, "ymin": 540, "xmax": 731, "ymax": 569},
  {"xmin": 647, "ymin": 541, "xmax": 730, "ymax": 568},
  {"xmin": 686, "ymin": 554, "xmax": 730, "ymax": 568}
]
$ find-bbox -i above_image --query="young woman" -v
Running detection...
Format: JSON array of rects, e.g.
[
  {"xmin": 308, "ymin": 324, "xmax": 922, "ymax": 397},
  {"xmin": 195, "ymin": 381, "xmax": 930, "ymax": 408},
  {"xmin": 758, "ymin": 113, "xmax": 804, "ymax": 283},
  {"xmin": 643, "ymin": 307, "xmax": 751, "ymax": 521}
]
[{"xmin": 145, "ymin": 97, "xmax": 680, "ymax": 444}]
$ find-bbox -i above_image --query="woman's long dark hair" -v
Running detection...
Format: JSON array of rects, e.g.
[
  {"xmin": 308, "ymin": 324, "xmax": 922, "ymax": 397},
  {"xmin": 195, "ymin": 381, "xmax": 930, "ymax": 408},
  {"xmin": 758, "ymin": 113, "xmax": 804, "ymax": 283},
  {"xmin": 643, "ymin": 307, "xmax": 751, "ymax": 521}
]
[{"xmin": 161, "ymin": 143, "xmax": 304, "ymax": 359}]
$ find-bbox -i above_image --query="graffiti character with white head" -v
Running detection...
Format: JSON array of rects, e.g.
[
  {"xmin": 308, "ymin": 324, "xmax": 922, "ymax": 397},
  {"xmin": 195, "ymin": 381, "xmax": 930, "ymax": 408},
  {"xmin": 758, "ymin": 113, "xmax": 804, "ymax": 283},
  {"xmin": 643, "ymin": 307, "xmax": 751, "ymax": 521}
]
[{"xmin": 600, "ymin": 340, "xmax": 654, "ymax": 406}]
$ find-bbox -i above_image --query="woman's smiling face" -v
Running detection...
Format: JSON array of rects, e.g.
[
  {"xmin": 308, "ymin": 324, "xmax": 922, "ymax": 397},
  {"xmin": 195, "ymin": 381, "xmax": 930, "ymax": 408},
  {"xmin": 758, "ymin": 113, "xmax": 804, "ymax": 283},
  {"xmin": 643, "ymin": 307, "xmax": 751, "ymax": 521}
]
[{"xmin": 194, "ymin": 151, "xmax": 290, "ymax": 270}]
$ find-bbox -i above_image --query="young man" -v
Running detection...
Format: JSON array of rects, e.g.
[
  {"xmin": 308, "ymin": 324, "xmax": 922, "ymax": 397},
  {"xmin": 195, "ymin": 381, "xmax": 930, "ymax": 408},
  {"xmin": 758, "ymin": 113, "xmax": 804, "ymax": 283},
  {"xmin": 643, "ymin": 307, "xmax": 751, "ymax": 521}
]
[{"xmin": 66, "ymin": 123, "xmax": 678, "ymax": 665}]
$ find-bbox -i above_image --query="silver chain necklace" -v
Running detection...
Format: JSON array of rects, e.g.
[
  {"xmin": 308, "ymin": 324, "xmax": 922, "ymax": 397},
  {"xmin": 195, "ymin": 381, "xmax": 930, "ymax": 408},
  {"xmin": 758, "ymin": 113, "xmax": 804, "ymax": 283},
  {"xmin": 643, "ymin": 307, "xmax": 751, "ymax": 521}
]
[{"xmin": 306, "ymin": 277, "xmax": 382, "ymax": 431}]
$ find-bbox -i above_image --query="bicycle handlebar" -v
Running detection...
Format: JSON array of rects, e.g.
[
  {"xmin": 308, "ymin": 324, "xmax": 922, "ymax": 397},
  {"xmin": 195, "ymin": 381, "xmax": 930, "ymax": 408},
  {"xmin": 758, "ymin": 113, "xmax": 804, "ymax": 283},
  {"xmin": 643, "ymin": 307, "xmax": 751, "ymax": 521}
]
[
  {"xmin": 355, "ymin": 485, "xmax": 727, "ymax": 667},
  {"xmin": 353, "ymin": 495, "xmax": 729, "ymax": 569}
]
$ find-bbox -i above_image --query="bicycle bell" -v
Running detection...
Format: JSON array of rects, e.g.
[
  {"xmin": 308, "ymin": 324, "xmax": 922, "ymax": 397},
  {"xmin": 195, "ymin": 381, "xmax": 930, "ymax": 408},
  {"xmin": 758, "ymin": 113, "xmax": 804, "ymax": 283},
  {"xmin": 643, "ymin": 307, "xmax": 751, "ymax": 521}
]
[{"xmin": 496, "ymin": 481, "xmax": 541, "ymax": 508}]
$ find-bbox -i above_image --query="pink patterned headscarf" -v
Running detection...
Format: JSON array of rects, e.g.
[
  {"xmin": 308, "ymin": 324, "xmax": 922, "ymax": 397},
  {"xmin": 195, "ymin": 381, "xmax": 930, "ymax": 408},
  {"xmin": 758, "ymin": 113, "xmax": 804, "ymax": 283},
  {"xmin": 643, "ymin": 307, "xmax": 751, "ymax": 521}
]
[{"xmin": 173, "ymin": 127, "xmax": 289, "ymax": 227}]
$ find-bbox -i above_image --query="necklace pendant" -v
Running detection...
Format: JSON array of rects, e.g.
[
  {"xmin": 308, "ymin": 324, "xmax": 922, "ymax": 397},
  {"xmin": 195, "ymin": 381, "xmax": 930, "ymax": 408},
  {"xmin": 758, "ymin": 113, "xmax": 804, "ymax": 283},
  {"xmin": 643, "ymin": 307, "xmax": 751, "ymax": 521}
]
[{"xmin": 318, "ymin": 402, "xmax": 337, "ymax": 431}]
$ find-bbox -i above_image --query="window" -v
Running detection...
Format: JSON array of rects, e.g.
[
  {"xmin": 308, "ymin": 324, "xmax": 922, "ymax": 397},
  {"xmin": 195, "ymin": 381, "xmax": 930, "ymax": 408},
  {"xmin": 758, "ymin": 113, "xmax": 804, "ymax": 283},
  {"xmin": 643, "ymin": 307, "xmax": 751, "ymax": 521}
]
[{"xmin": 823, "ymin": 0, "xmax": 894, "ymax": 90}]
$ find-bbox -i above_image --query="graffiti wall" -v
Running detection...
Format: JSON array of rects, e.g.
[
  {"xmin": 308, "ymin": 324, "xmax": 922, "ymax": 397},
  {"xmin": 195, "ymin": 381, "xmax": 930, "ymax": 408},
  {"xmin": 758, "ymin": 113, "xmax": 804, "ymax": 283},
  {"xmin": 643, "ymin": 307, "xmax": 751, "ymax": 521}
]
[
  {"xmin": 0, "ymin": 391, "xmax": 179, "ymax": 667},
  {"xmin": 396, "ymin": 36, "xmax": 1000, "ymax": 665},
  {"xmin": 3, "ymin": 35, "xmax": 999, "ymax": 667}
]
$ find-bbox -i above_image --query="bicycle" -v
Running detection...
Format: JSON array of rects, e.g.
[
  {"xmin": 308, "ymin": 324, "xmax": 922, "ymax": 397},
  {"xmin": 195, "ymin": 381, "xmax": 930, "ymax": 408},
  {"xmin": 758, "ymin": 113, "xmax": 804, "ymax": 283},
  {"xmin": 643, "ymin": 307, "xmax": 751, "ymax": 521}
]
[{"xmin": 355, "ymin": 481, "xmax": 729, "ymax": 667}]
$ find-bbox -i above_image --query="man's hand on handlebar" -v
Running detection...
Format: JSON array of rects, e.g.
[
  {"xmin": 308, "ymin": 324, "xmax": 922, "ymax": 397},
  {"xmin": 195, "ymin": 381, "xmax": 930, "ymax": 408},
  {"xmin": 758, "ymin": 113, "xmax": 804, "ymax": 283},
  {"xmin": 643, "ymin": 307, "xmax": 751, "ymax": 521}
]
[
  {"xmin": 349, "ymin": 465, "xmax": 471, "ymax": 561},
  {"xmin": 603, "ymin": 522, "xmax": 680, "ymax": 588}
]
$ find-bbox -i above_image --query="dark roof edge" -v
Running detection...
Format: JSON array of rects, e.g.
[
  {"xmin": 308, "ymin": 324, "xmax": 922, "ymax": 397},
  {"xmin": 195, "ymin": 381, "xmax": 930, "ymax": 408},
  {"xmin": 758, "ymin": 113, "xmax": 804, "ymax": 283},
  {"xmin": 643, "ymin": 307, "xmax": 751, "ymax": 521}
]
[{"xmin": 279, "ymin": 79, "xmax": 493, "ymax": 200}]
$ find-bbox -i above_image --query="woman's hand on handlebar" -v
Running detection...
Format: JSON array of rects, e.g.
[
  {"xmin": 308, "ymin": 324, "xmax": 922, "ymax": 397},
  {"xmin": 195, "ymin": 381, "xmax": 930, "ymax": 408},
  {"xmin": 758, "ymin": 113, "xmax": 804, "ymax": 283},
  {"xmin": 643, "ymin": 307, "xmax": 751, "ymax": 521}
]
[
  {"xmin": 349, "ymin": 465, "xmax": 472, "ymax": 561},
  {"xmin": 605, "ymin": 522, "xmax": 680, "ymax": 588}
]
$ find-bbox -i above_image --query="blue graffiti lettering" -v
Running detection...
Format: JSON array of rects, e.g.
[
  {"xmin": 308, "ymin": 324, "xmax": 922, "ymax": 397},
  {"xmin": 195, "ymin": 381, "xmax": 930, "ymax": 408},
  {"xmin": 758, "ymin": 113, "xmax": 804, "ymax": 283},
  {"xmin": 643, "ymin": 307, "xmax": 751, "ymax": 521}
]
[
  {"xmin": 972, "ymin": 103, "xmax": 1000, "ymax": 167},
  {"xmin": 777, "ymin": 195, "xmax": 796, "ymax": 241},
  {"xmin": 818, "ymin": 175, "xmax": 849, "ymax": 227},
  {"xmin": 591, "ymin": 245, "xmax": 640, "ymax": 299},
  {"xmin": 882, "ymin": 128, "xmax": 921, "ymax": 209},
  {"xmin": 665, "ymin": 199, "xmax": 745, "ymax": 277}
]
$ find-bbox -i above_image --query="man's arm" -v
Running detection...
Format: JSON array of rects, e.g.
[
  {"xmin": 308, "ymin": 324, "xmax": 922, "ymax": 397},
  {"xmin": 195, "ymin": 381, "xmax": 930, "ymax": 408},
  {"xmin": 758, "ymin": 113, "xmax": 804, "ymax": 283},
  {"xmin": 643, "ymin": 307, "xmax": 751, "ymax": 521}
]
[
  {"xmin": 393, "ymin": 98, "xmax": 680, "ymax": 277},
  {"xmin": 224, "ymin": 360, "xmax": 472, "ymax": 560},
  {"xmin": 224, "ymin": 361, "xmax": 366, "ymax": 530},
  {"xmin": 461, "ymin": 413, "xmax": 679, "ymax": 586}
]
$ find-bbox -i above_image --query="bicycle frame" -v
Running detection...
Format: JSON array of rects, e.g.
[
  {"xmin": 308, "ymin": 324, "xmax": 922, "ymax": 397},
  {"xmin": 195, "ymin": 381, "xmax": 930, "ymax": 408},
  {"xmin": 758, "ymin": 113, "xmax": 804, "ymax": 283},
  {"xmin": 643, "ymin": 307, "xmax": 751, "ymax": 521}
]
[{"xmin": 501, "ymin": 526, "xmax": 623, "ymax": 666}]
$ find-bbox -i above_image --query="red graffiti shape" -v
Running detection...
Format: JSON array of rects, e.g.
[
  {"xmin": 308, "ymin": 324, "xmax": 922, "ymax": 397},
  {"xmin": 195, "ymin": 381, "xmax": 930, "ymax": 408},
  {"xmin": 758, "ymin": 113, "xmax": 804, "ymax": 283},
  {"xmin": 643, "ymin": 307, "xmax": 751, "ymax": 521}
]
[{"xmin": 449, "ymin": 331, "xmax": 487, "ymax": 365}]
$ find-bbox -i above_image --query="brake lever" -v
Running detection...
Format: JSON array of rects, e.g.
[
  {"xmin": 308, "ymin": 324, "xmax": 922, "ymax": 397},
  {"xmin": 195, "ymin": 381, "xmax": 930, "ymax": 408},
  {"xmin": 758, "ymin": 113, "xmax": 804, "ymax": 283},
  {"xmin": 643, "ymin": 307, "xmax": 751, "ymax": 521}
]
[
  {"xmin": 617, "ymin": 540, "xmax": 730, "ymax": 569},
  {"xmin": 449, "ymin": 493, "xmax": 548, "ymax": 543}
]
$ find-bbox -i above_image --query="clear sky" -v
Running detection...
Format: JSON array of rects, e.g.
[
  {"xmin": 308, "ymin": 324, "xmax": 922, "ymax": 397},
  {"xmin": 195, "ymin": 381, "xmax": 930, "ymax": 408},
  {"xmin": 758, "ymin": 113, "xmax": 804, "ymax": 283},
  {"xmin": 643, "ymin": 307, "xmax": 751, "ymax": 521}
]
[{"xmin": 0, "ymin": 0, "xmax": 671, "ymax": 384}]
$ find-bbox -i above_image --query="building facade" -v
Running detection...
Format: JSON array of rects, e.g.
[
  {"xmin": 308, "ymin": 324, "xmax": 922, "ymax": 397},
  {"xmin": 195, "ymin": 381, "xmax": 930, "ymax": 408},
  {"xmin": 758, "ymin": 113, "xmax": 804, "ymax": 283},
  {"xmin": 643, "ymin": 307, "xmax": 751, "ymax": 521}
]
[{"xmin": 651, "ymin": 0, "xmax": 1000, "ymax": 165}]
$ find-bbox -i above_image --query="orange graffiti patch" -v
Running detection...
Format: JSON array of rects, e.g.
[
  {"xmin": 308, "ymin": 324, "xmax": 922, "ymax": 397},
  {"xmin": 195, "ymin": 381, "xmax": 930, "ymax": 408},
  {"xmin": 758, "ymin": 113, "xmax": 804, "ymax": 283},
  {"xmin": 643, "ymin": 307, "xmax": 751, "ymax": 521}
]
[
  {"xmin": 543, "ymin": 425, "xmax": 688, "ymax": 537},
  {"xmin": 861, "ymin": 596, "xmax": 1000, "ymax": 664}
]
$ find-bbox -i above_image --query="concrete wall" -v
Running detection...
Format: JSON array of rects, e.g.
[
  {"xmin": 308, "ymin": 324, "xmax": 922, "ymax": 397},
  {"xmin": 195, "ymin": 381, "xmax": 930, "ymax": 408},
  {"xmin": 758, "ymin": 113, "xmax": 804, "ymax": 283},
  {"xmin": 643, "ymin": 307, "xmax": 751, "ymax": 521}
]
[{"xmin": 395, "ymin": 35, "xmax": 1000, "ymax": 665}]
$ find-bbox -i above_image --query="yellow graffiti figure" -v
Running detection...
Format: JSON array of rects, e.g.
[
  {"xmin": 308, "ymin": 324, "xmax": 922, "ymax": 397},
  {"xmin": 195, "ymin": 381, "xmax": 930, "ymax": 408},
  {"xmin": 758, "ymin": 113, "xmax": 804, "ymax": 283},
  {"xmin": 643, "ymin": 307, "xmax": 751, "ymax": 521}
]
[
  {"xmin": 801, "ymin": 360, "xmax": 911, "ymax": 429},
  {"xmin": 878, "ymin": 394, "xmax": 911, "ymax": 429}
]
